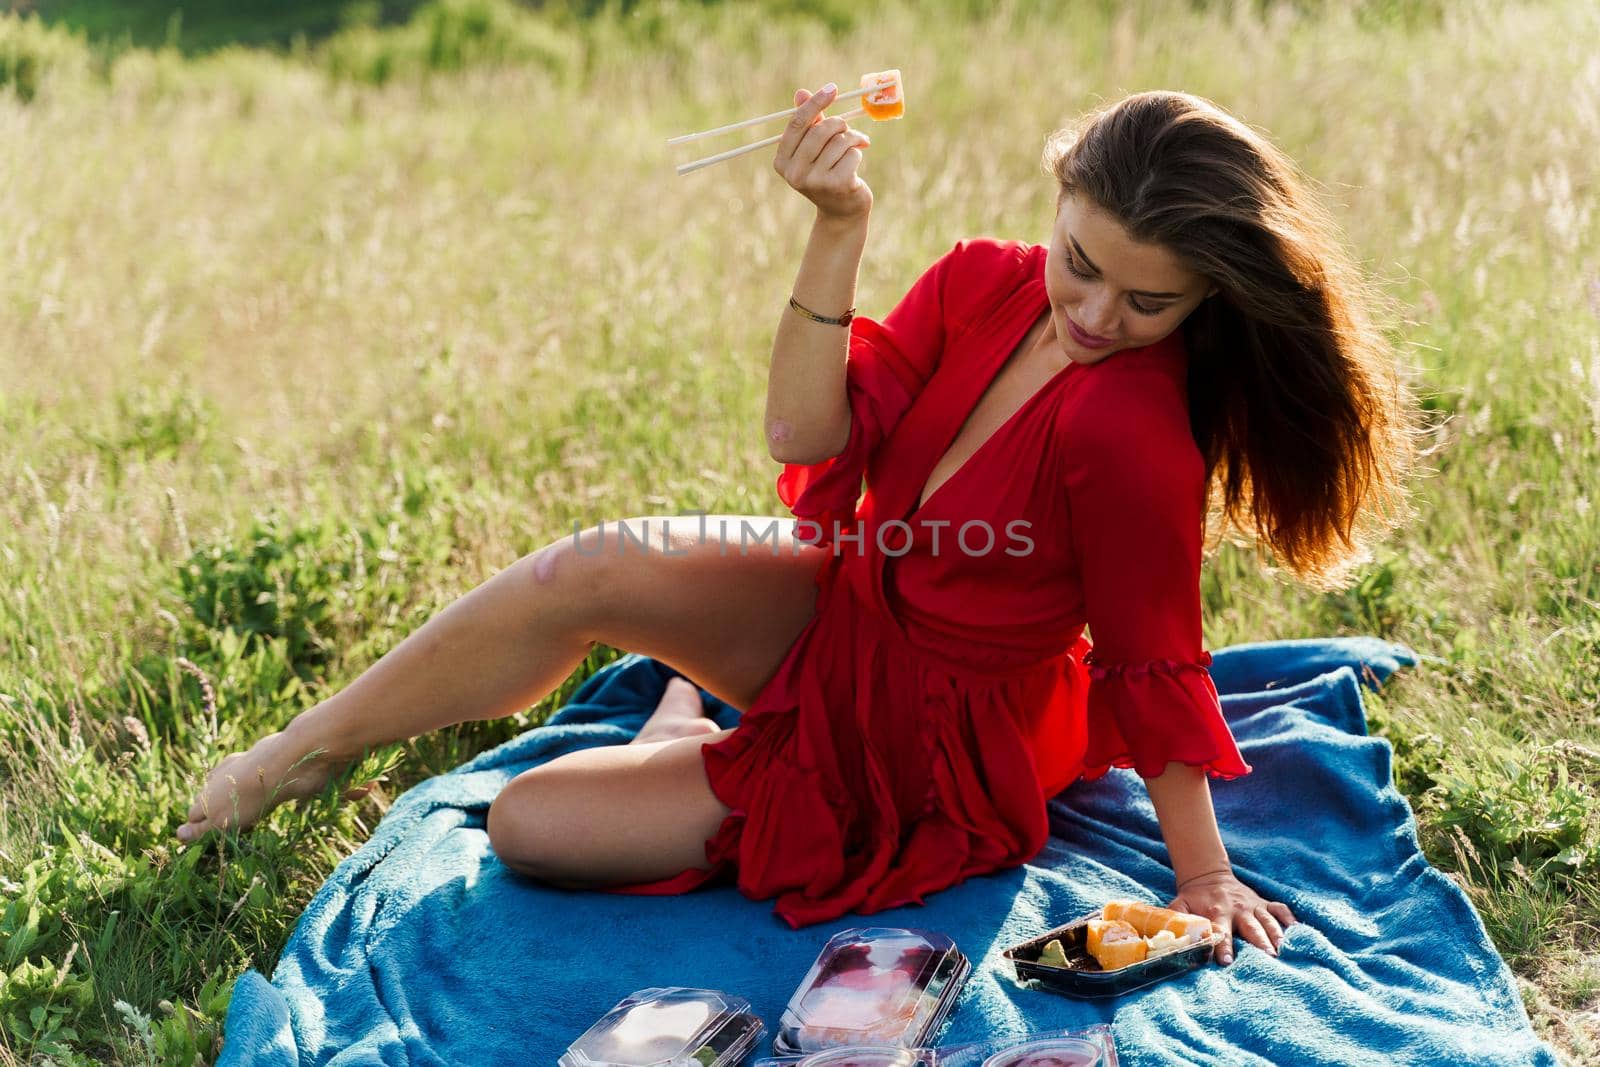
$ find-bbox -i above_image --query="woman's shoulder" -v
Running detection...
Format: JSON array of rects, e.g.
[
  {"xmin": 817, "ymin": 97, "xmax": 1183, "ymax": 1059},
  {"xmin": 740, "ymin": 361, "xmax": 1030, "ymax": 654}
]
[
  {"xmin": 1067, "ymin": 329, "xmax": 1189, "ymax": 417},
  {"xmin": 944, "ymin": 235, "xmax": 1034, "ymax": 272},
  {"xmin": 935, "ymin": 236, "xmax": 1037, "ymax": 327},
  {"xmin": 1058, "ymin": 330, "xmax": 1201, "ymax": 475}
]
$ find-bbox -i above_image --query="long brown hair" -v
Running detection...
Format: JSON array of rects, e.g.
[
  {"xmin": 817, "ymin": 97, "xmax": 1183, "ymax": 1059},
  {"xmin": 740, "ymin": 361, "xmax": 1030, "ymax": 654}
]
[{"xmin": 1042, "ymin": 90, "xmax": 1425, "ymax": 592}]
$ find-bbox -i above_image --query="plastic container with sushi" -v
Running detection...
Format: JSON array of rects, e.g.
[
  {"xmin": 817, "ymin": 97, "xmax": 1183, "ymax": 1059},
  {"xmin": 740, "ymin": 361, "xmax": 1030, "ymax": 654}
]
[
  {"xmin": 933, "ymin": 1025, "xmax": 1120, "ymax": 1067},
  {"xmin": 750, "ymin": 1047, "xmax": 937, "ymax": 1067},
  {"xmin": 771, "ymin": 927, "xmax": 972, "ymax": 1055},
  {"xmin": 558, "ymin": 986, "xmax": 765, "ymax": 1067},
  {"xmin": 1003, "ymin": 900, "xmax": 1221, "ymax": 999}
]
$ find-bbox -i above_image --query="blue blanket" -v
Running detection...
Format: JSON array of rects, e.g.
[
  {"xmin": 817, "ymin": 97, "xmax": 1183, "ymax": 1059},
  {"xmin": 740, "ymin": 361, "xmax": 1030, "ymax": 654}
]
[{"xmin": 218, "ymin": 637, "xmax": 1557, "ymax": 1066}]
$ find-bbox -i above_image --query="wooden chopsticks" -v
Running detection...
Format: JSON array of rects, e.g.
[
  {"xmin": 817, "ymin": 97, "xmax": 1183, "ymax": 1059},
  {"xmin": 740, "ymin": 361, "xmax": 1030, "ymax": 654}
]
[
  {"xmin": 669, "ymin": 71, "xmax": 902, "ymax": 176},
  {"xmin": 673, "ymin": 105, "xmax": 867, "ymax": 176},
  {"xmin": 667, "ymin": 86, "xmax": 874, "ymax": 146}
]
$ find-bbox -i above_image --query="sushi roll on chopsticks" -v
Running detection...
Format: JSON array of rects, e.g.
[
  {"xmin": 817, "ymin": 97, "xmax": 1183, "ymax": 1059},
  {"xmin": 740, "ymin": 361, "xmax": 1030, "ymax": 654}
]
[{"xmin": 670, "ymin": 69, "xmax": 904, "ymax": 175}]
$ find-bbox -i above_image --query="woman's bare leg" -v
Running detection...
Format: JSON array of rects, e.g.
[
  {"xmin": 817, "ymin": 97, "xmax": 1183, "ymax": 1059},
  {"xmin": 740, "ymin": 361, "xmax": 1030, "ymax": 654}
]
[
  {"xmin": 176, "ymin": 515, "xmax": 826, "ymax": 846},
  {"xmin": 477, "ymin": 677, "xmax": 742, "ymax": 888},
  {"xmin": 487, "ymin": 728, "xmax": 741, "ymax": 889}
]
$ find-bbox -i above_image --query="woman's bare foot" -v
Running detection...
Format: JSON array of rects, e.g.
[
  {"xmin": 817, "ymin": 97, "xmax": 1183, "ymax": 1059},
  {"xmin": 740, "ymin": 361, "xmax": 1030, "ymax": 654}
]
[
  {"xmin": 175, "ymin": 726, "xmax": 363, "ymax": 847},
  {"xmin": 177, "ymin": 677, "xmax": 712, "ymax": 843},
  {"xmin": 631, "ymin": 677, "xmax": 720, "ymax": 745}
]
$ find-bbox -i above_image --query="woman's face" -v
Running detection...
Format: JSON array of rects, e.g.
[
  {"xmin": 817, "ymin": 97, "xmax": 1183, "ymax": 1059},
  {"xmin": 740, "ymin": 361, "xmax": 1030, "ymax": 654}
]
[{"xmin": 1043, "ymin": 192, "xmax": 1218, "ymax": 365}]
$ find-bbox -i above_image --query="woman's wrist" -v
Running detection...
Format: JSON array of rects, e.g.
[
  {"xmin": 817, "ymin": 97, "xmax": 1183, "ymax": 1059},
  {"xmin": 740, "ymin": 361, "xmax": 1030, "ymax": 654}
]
[
  {"xmin": 1175, "ymin": 865, "xmax": 1234, "ymax": 891},
  {"xmin": 813, "ymin": 206, "xmax": 870, "ymax": 232},
  {"xmin": 283, "ymin": 704, "xmax": 363, "ymax": 762}
]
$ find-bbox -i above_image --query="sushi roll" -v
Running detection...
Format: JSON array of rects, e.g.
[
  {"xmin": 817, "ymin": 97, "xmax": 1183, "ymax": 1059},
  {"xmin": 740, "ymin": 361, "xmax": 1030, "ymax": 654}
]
[
  {"xmin": 1101, "ymin": 901, "xmax": 1167, "ymax": 936},
  {"xmin": 1157, "ymin": 912, "xmax": 1214, "ymax": 945},
  {"xmin": 1087, "ymin": 922, "xmax": 1148, "ymax": 971},
  {"xmin": 1102, "ymin": 901, "xmax": 1211, "ymax": 944},
  {"xmin": 1084, "ymin": 918, "xmax": 1137, "ymax": 960},
  {"xmin": 859, "ymin": 69, "xmax": 904, "ymax": 120}
]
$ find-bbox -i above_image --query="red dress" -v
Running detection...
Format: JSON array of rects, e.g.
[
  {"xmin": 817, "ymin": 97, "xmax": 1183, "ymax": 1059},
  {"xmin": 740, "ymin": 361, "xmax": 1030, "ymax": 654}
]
[{"xmin": 603, "ymin": 237, "xmax": 1251, "ymax": 929}]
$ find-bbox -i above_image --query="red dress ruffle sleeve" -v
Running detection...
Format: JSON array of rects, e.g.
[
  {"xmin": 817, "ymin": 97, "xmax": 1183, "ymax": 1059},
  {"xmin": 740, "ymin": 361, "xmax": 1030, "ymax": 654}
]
[{"xmin": 1061, "ymin": 359, "xmax": 1252, "ymax": 782}]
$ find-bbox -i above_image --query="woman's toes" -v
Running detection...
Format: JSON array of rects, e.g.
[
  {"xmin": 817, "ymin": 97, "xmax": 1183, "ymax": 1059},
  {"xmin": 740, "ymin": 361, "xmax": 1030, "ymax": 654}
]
[
  {"xmin": 632, "ymin": 678, "xmax": 719, "ymax": 743},
  {"xmin": 683, "ymin": 717, "xmax": 721, "ymax": 736},
  {"xmin": 651, "ymin": 679, "xmax": 703, "ymax": 716},
  {"xmin": 662, "ymin": 676, "xmax": 700, "ymax": 701}
]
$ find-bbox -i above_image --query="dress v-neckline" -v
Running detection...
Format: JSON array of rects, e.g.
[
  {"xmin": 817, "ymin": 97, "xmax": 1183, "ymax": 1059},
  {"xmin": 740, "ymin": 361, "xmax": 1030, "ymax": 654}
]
[{"xmin": 906, "ymin": 282, "xmax": 1076, "ymax": 523}]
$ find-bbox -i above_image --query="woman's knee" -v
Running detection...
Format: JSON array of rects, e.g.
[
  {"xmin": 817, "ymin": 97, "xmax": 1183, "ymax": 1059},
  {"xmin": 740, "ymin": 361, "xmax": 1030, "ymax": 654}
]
[
  {"xmin": 518, "ymin": 516, "xmax": 676, "ymax": 633},
  {"xmin": 485, "ymin": 769, "xmax": 575, "ymax": 883},
  {"xmin": 484, "ymin": 735, "xmax": 731, "ymax": 888},
  {"xmin": 512, "ymin": 523, "xmax": 634, "ymax": 643}
]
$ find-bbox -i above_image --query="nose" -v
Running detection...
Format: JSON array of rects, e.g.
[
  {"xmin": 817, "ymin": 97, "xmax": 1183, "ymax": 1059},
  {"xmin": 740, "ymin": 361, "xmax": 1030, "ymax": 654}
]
[{"xmin": 1077, "ymin": 296, "xmax": 1119, "ymax": 339}]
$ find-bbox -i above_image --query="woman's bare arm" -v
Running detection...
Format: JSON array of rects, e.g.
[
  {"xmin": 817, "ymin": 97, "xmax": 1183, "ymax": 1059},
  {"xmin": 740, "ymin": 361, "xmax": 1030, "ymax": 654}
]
[
  {"xmin": 1144, "ymin": 762, "xmax": 1231, "ymax": 882},
  {"xmin": 1146, "ymin": 761, "xmax": 1298, "ymax": 965},
  {"xmin": 765, "ymin": 82, "xmax": 875, "ymax": 464},
  {"xmin": 765, "ymin": 211, "xmax": 871, "ymax": 465}
]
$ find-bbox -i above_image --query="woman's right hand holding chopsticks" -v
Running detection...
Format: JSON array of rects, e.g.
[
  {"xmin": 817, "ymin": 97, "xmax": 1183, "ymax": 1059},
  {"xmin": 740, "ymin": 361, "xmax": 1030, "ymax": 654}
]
[{"xmin": 774, "ymin": 84, "xmax": 874, "ymax": 222}]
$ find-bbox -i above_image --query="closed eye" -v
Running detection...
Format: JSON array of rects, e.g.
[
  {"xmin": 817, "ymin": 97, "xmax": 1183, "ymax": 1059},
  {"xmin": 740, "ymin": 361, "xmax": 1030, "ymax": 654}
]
[{"xmin": 1062, "ymin": 250, "xmax": 1168, "ymax": 317}]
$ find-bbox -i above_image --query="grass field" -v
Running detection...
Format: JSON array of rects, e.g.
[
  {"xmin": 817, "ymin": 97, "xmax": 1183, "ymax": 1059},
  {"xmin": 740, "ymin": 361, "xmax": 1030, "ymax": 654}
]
[{"xmin": 1, "ymin": 0, "xmax": 1597, "ymax": 1061}]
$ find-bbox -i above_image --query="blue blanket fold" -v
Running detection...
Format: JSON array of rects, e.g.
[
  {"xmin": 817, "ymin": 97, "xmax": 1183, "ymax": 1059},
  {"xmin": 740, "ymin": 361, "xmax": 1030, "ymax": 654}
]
[{"xmin": 217, "ymin": 637, "xmax": 1557, "ymax": 1066}]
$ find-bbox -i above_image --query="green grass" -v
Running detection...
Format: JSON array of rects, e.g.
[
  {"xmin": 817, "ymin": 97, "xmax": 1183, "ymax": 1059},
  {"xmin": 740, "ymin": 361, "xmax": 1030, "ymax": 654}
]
[{"xmin": 1, "ymin": 0, "xmax": 1598, "ymax": 1062}]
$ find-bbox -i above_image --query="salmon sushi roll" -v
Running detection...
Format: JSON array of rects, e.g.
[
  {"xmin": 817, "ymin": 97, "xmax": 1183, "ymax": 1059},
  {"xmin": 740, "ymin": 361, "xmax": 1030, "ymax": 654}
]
[{"xmin": 1087, "ymin": 920, "xmax": 1148, "ymax": 971}]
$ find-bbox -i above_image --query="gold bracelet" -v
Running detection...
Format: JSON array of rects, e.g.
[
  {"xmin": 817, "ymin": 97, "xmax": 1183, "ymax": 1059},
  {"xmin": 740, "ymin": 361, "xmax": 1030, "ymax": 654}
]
[{"xmin": 789, "ymin": 294, "xmax": 855, "ymax": 327}]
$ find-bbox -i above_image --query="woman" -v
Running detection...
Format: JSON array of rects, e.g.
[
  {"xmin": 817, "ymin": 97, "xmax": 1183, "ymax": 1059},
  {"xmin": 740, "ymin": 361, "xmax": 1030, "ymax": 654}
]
[{"xmin": 177, "ymin": 87, "xmax": 1417, "ymax": 966}]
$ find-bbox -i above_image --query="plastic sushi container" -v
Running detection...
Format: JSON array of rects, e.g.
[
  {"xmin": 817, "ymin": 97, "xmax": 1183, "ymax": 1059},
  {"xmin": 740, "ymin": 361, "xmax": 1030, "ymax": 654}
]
[
  {"xmin": 558, "ymin": 986, "xmax": 766, "ymax": 1067},
  {"xmin": 770, "ymin": 927, "xmax": 972, "ymax": 1055},
  {"xmin": 933, "ymin": 1025, "xmax": 1120, "ymax": 1067},
  {"xmin": 750, "ymin": 1027, "xmax": 1116, "ymax": 1067},
  {"xmin": 1003, "ymin": 910, "xmax": 1221, "ymax": 999},
  {"xmin": 750, "ymin": 1048, "xmax": 937, "ymax": 1067}
]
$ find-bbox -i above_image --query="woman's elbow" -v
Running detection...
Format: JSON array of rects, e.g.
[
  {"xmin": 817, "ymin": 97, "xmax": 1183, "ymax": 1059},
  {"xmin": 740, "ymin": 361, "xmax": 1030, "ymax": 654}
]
[{"xmin": 766, "ymin": 416, "xmax": 850, "ymax": 466}]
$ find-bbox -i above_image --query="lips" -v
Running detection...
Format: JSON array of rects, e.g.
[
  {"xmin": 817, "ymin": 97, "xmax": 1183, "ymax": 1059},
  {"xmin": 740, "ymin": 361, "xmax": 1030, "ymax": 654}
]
[{"xmin": 1066, "ymin": 316, "xmax": 1114, "ymax": 349}]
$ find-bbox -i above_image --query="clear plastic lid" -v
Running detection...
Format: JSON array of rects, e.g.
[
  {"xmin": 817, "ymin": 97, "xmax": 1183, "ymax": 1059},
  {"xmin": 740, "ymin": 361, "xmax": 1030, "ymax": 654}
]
[
  {"xmin": 980, "ymin": 1037, "xmax": 1104, "ymax": 1067},
  {"xmin": 559, "ymin": 987, "xmax": 765, "ymax": 1067},
  {"xmin": 798, "ymin": 1049, "xmax": 921, "ymax": 1067},
  {"xmin": 774, "ymin": 927, "xmax": 971, "ymax": 1053},
  {"xmin": 933, "ymin": 1026, "xmax": 1118, "ymax": 1067},
  {"xmin": 749, "ymin": 1046, "xmax": 934, "ymax": 1067}
]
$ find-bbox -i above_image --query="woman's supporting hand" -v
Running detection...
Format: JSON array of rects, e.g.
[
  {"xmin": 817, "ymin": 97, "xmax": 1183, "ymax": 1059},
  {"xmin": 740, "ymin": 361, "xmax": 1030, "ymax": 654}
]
[
  {"xmin": 174, "ymin": 725, "xmax": 367, "ymax": 847},
  {"xmin": 1170, "ymin": 870, "xmax": 1298, "ymax": 965},
  {"xmin": 774, "ymin": 84, "xmax": 873, "ymax": 223},
  {"xmin": 1142, "ymin": 761, "xmax": 1301, "ymax": 965}
]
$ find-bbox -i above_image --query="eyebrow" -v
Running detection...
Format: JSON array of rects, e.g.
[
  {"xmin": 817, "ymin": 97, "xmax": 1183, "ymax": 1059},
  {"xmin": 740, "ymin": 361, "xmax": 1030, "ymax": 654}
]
[{"xmin": 1068, "ymin": 234, "xmax": 1185, "ymax": 300}]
